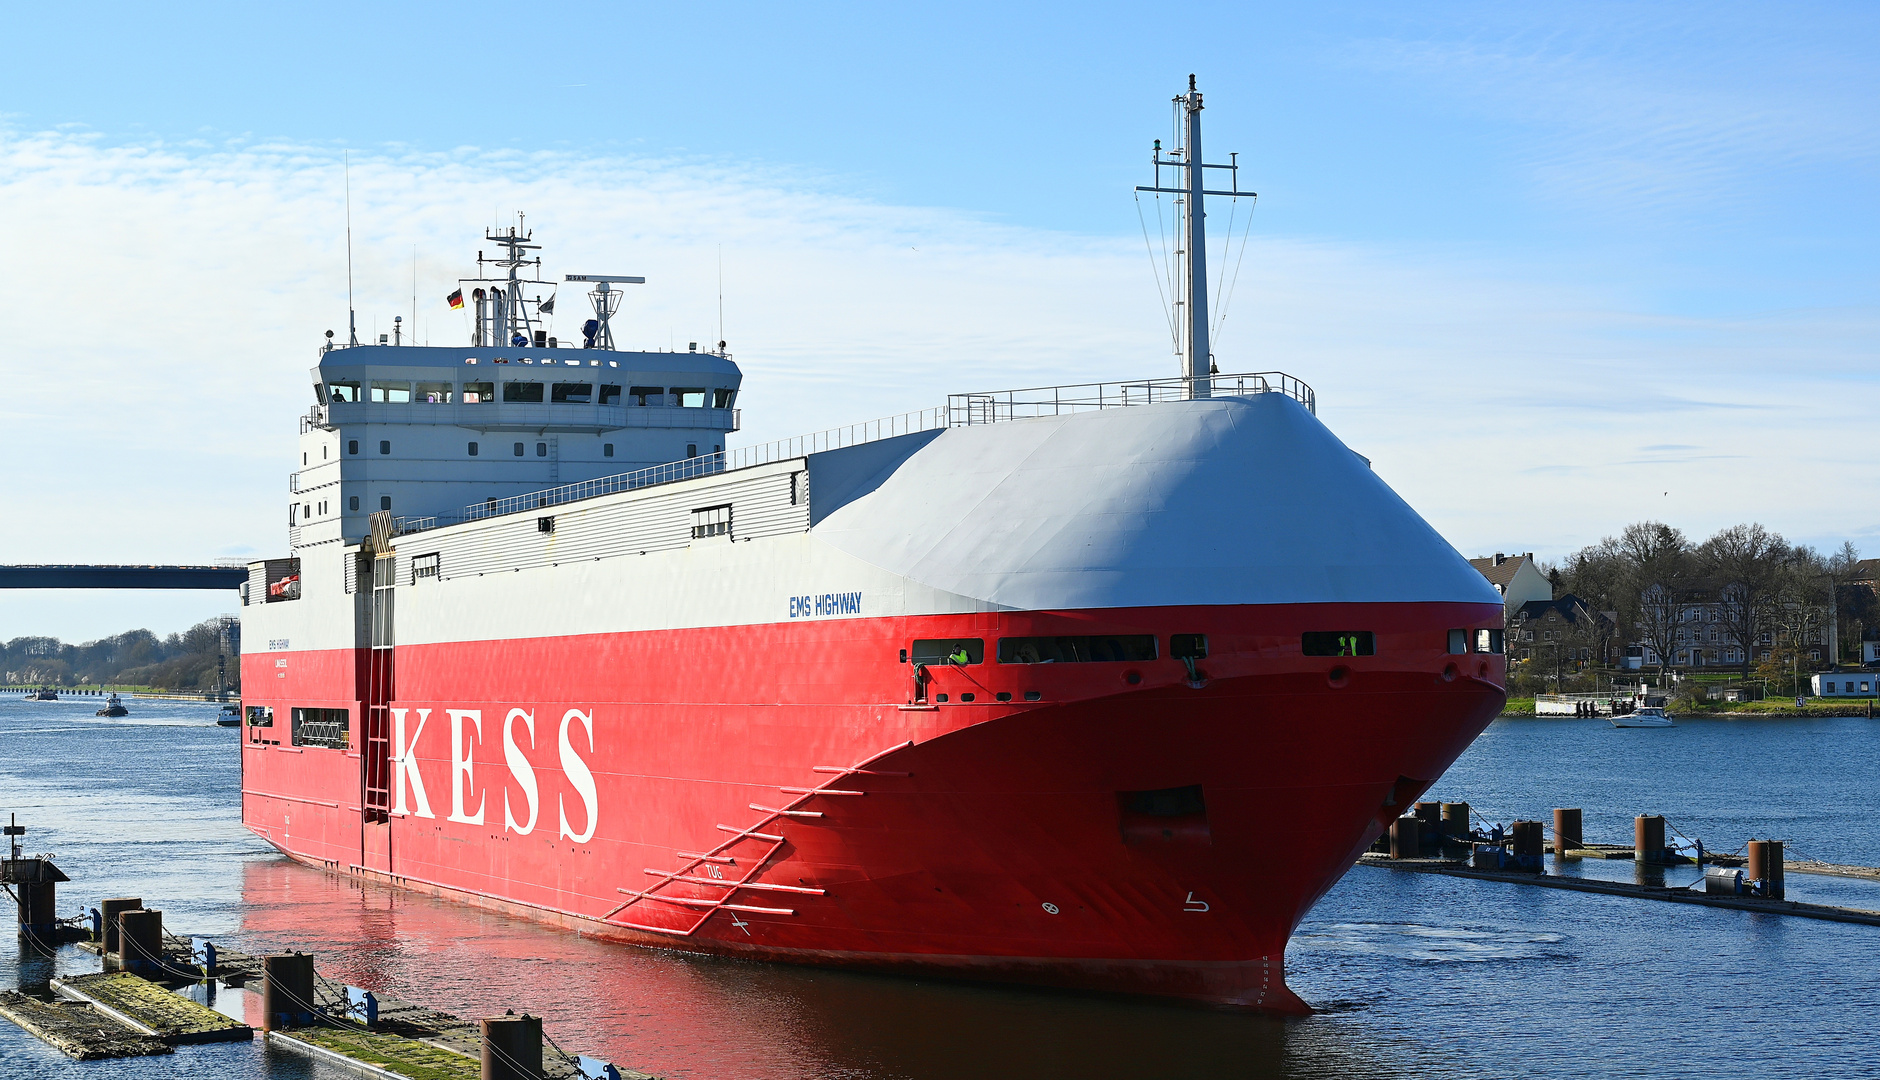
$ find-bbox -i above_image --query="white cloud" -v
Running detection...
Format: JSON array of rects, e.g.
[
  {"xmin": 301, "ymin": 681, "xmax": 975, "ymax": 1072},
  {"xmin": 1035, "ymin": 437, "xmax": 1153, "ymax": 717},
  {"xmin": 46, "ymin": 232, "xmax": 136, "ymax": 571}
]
[{"xmin": 0, "ymin": 127, "xmax": 1873, "ymax": 640}]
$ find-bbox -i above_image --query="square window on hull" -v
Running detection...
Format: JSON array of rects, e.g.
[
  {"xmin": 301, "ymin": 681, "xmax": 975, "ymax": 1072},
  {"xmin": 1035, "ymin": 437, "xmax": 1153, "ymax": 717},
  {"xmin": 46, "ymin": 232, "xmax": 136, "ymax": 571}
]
[
  {"xmin": 911, "ymin": 639, "xmax": 984, "ymax": 665},
  {"xmin": 1302, "ymin": 631, "xmax": 1375, "ymax": 657},
  {"xmin": 997, "ymin": 635, "xmax": 1156, "ymax": 664}
]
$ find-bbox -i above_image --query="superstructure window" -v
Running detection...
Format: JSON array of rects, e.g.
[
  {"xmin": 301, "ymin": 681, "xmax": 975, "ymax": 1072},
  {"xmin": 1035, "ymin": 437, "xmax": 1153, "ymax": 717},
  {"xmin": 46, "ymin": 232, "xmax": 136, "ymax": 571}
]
[
  {"xmin": 503, "ymin": 382, "xmax": 544, "ymax": 403},
  {"xmin": 349, "ymin": 496, "xmax": 359, "ymax": 511},
  {"xmin": 912, "ymin": 639, "xmax": 984, "ymax": 665},
  {"xmin": 691, "ymin": 504, "xmax": 732, "ymax": 539},
  {"xmin": 603, "ymin": 444, "xmax": 614, "ymax": 457},
  {"xmin": 415, "ymin": 381, "xmax": 453, "ymax": 403},
  {"xmin": 379, "ymin": 440, "xmax": 390, "ymax": 455},
  {"xmin": 348, "ymin": 440, "xmax": 359, "ymax": 455},
  {"xmin": 673, "ymin": 386, "xmax": 707, "ymax": 408},
  {"xmin": 552, "ymin": 382, "xmax": 593, "ymax": 403},
  {"xmin": 998, "ymin": 636, "xmax": 1157, "ymax": 663},
  {"xmin": 1302, "ymin": 632, "xmax": 1375, "ymax": 656},
  {"xmin": 628, "ymin": 386, "xmax": 663, "ymax": 406},
  {"xmin": 513, "ymin": 442, "xmax": 525, "ymax": 456},
  {"xmin": 598, "ymin": 385, "xmax": 622, "ymax": 406},
  {"xmin": 714, "ymin": 388, "xmax": 737, "ymax": 409},
  {"xmin": 380, "ymin": 496, "xmax": 391, "ymax": 511},
  {"xmin": 468, "ymin": 441, "xmax": 479, "ymax": 456},
  {"xmin": 328, "ymin": 381, "xmax": 362, "ymax": 402},
  {"xmin": 411, "ymin": 552, "xmax": 440, "ymax": 583},
  {"xmin": 291, "ymin": 707, "xmax": 349, "ymax": 749},
  {"xmin": 462, "ymin": 381, "xmax": 493, "ymax": 403},
  {"xmin": 371, "ymin": 381, "xmax": 411, "ymax": 403},
  {"xmin": 536, "ymin": 442, "xmax": 548, "ymax": 457}
]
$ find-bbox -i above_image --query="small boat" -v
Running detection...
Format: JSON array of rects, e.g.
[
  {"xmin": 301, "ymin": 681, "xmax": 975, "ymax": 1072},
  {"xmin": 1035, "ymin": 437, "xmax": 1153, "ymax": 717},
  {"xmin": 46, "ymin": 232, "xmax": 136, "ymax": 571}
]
[
  {"xmin": 95, "ymin": 694, "xmax": 129, "ymax": 718},
  {"xmin": 29, "ymin": 688, "xmax": 58, "ymax": 701},
  {"xmin": 216, "ymin": 704, "xmax": 243, "ymax": 727},
  {"xmin": 1611, "ymin": 705, "xmax": 1674, "ymax": 728}
]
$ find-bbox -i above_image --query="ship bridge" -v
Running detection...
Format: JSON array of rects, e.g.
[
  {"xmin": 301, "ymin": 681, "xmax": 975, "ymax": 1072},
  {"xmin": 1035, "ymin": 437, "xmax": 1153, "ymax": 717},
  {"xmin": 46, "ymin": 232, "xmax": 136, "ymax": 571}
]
[{"xmin": 292, "ymin": 344, "xmax": 741, "ymax": 550}]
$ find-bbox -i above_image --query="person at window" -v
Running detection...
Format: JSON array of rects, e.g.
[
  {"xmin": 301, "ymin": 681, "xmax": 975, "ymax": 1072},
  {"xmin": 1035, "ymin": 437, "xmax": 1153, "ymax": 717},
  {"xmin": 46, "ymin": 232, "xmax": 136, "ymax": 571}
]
[{"xmin": 949, "ymin": 645, "xmax": 970, "ymax": 666}]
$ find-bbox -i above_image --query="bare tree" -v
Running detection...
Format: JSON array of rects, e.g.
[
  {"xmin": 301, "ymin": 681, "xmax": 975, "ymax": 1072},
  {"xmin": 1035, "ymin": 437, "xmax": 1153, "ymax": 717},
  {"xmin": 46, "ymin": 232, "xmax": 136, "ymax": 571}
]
[
  {"xmin": 1617, "ymin": 522, "xmax": 1691, "ymax": 680},
  {"xmin": 1699, "ymin": 523, "xmax": 1789, "ymax": 679}
]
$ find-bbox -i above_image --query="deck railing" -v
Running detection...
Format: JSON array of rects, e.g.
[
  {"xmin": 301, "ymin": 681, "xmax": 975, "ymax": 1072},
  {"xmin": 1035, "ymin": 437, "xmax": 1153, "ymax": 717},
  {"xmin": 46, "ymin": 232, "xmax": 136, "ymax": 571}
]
[{"xmin": 391, "ymin": 371, "xmax": 1312, "ymax": 537}]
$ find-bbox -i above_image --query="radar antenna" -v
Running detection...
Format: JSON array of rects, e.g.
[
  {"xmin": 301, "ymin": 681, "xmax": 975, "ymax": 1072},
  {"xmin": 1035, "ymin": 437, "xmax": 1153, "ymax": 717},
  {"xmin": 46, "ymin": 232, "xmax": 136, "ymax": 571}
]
[{"xmin": 564, "ymin": 274, "xmax": 646, "ymax": 351}]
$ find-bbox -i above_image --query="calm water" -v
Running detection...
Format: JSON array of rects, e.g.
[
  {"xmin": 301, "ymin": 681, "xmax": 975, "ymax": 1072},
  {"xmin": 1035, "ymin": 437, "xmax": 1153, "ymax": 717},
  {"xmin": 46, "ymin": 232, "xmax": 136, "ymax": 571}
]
[{"xmin": 3, "ymin": 697, "xmax": 1879, "ymax": 1078}]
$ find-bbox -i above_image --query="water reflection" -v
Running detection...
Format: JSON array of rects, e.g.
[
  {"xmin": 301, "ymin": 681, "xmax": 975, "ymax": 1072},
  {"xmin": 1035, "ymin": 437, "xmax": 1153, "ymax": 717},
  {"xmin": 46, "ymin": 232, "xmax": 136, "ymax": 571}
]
[{"xmin": 232, "ymin": 859, "xmax": 1410, "ymax": 1080}]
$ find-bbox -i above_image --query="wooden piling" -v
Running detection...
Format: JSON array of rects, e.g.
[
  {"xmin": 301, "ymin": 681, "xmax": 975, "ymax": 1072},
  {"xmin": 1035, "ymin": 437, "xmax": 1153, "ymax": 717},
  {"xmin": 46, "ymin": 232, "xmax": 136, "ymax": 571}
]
[
  {"xmin": 261, "ymin": 953, "xmax": 316, "ymax": 1031},
  {"xmin": 100, "ymin": 898, "xmax": 141, "ymax": 955},
  {"xmin": 1635, "ymin": 815, "xmax": 1667, "ymax": 864},
  {"xmin": 1389, "ymin": 817, "xmax": 1421, "ymax": 860},
  {"xmin": 481, "ymin": 1013, "xmax": 543, "ymax": 1080},
  {"xmin": 1553, "ymin": 808, "xmax": 1583, "ymax": 857},
  {"xmin": 117, "ymin": 910, "xmax": 164, "ymax": 979},
  {"xmin": 1748, "ymin": 839, "xmax": 1785, "ymax": 900}
]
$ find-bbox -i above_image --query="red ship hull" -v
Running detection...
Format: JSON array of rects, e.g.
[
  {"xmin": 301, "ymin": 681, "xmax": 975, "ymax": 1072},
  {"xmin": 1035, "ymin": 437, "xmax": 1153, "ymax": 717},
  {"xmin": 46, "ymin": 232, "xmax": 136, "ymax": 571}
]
[{"xmin": 241, "ymin": 600, "xmax": 1504, "ymax": 1012}]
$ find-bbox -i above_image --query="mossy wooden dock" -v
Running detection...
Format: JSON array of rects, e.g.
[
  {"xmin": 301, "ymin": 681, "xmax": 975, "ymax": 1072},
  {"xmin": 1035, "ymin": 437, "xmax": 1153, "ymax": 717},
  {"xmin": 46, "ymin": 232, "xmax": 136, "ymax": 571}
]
[
  {"xmin": 0, "ymin": 989, "xmax": 172, "ymax": 1060},
  {"xmin": 49, "ymin": 971, "xmax": 253, "ymax": 1044}
]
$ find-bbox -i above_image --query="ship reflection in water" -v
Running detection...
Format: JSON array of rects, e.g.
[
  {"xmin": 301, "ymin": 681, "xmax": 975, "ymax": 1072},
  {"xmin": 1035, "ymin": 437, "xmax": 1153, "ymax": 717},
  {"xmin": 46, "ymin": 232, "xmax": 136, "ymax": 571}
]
[{"xmin": 232, "ymin": 858, "xmax": 1386, "ymax": 1079}]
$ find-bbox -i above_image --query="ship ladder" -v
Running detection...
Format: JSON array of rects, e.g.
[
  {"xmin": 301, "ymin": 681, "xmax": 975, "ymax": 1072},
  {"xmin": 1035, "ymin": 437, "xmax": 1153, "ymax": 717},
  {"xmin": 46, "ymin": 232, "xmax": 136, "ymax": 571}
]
[{"xmin": 601, "ymin": 740, "xmax": 913, "ymax": 938}]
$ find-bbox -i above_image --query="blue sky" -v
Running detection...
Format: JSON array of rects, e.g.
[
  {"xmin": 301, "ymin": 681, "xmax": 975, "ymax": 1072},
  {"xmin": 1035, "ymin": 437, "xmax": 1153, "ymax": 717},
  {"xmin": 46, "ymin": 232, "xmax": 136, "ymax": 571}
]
[{"xmin": 1, "ymin": 2, "xmax": 1876, "ymax": 640}]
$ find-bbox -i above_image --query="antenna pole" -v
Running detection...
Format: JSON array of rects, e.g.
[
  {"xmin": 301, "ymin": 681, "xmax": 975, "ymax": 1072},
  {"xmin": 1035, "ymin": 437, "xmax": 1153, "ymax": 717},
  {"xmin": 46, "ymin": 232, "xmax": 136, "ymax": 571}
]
[
  {"xmin": 717, "ymin": 245, "xmax": 724, "ymax": 354},
  {"xmin": 345, "ymin": 151, "xmax": 358, "ymax": 346},
  {"xmin": 1183, "ymin": 77, "xmax": 1211, "ymax": 398}
]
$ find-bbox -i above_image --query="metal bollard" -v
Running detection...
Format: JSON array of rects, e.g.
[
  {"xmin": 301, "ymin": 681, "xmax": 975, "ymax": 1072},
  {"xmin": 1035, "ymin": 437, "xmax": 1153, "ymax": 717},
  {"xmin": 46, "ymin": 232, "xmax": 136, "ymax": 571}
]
[
  {"xmin": 100, "ymin": 897, "xmax": 142, "ymax": 956},
  {"xmin": 1510, "ymin": 821, "xmax": 1545, "ymax": 871},
  {"xmin": 1553, "ymin": 808, "xmax": 1583, "ymax": 858},
  {"xmin": 262, "ymin": 953, "xmax": 317, "ymax": 1031},
  {"xmin": 118, "ymin": 909, "xmax": 165, "ymax": 978},
  {"xmin": 1747, "ymin": 839, "xmax": 1785, "ymax": 900},
  {"xmin": 1389, "ymin": 817, "xmax": 1421, "ymax": 860},
  {"xmin": 482, "ymin": 1013, "xmax": 544, "ymax": 1080},
  {"xmin": 1635, "ymin": 815, "xmax": 1667, "ymax": 864}
]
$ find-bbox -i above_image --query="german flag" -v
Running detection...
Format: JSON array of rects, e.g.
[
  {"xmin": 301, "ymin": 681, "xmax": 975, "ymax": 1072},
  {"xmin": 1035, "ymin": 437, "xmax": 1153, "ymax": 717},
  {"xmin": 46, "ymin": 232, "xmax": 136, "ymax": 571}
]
[{"xmin": 446, "ymin": 288, "xmax": 464, "ymax": 310}]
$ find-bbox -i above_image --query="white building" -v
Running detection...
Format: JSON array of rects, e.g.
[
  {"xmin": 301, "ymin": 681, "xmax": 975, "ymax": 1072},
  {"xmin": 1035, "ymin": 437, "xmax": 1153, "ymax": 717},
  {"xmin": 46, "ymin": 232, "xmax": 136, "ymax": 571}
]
[
  {"xmin": 1811, "ymin": 673, "xmax": 1877, "ymax": 697},
  {"xmin": 1468, "ymin": 553, "xmax": 1550, "ymax": 618}
]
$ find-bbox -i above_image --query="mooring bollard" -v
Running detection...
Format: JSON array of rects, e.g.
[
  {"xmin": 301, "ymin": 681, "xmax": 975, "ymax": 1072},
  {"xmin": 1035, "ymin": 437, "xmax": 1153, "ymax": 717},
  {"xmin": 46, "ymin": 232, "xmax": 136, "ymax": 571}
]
[
  {"xmin": 16, "ymin": 880, "xmax": 57, "ymax": 942},
  {"xmin": 262, "ymin": 953, "xmax": 317, "ymax": 1031},
  {"xmin": 100, "ymin": 897, "xmax": 141, "ymax": 956},
  {"xmin": 1414, "ymin": 801, "xmax": 1443, "ymax": 853},
  {"xmin": 1510, "ymin": 821, "xmax": 1545, "ymax": 871},
  {"xmin": 1635, "ymin": 815, "xmax": 1667, "ymax": 864},
  {"xmin": 1440, "ymin": 803, "xmax": 1471, "ymax": 847},
  {"xmin": 1554, "ymin": 808, "xmax": 1583, "ymax": 859},
  {"xmin": 1747, "ymin": 839, "xmax": 1785, "ymax": 900},
  {"xmin": 481, "ymin": 1012, "xmax": 544, "ymax": 1080},
  {"xmin": 1389, "ymin": 817, "xmax": 1421, "ymax": 860},
  {"xmin": 118, "ymin": 909, "xmax": 164, "ymax": 978}
]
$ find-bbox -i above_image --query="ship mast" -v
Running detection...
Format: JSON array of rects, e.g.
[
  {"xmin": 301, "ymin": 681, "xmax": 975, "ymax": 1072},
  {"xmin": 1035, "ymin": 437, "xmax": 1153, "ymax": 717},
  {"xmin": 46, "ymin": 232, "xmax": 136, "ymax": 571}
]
[{"xmin": 1136, "ymin": 75, "xmax": 1250, "ymax": 399}]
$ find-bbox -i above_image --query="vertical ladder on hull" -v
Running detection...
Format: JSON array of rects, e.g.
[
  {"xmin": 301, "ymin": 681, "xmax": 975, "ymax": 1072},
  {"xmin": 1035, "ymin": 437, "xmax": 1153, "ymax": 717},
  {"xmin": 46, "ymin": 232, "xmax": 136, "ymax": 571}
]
[
  {"xmin": 602, "ymin": 741, "xmax": 913, "ymax": 937},
  {"xmin": 361, "ymin": 522, "xmax": 397, "ymax": 824}
]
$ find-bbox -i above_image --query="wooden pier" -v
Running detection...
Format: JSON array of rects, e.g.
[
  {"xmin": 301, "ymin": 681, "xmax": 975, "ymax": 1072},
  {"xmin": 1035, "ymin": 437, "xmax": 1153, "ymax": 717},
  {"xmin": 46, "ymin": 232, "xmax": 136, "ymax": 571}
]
[
  {"xmin": 49, "ymin": 971, "xmax": 253, "ymax": 1044},
  {"xmin": 0, "ymin": 989, "xmax": 172, "ymax": 1060}
]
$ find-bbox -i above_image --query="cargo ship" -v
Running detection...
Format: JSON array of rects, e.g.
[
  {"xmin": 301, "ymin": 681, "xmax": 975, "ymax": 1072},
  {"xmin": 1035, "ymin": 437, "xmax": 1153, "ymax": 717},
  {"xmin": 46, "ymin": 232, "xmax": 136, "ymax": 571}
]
[{"xmin": 240, "ymin": 81, "xmax": 1506, "ymax": 1012}]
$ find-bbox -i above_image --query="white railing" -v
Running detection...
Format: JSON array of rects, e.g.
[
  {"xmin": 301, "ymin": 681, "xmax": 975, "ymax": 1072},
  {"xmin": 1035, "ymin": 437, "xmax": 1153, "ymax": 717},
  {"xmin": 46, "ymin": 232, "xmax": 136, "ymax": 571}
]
[{"xmin": 391, "ymin": 371, "xmax": 1312, "ymax": 537}]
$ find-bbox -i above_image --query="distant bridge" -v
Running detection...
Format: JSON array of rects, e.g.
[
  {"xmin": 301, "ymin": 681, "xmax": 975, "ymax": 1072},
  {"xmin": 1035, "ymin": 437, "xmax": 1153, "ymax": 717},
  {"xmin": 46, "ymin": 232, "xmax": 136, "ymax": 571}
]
[{"xmin": 0, "ymin": 565, "xmax": 247, "ymax": 590}]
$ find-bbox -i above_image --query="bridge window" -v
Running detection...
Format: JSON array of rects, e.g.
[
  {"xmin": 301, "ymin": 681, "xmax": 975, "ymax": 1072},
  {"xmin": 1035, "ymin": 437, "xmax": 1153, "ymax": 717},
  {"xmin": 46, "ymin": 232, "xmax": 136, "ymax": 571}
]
[
  {"xmin": 503, "ymin": 381, "xmax": 544, "ymax": 403},
  {"xmin": 912, "ymin": 639, "xmax": 984, "ymax": 665},
  {"xmin": 552, "ymin": 382, "xmax": 593, "ymax": 404},
  {"xmin": 628, "ymin": 386, "xmax": 663, "ymax": 406},
  {"xmin": 371, "ymin": 381, "xmax": 410, "ymax": 404},
  {"xmin": 674, "ymin": 387, "xmax": 707, "ymax": 408},
  {"xmin": 415, "ymin": 381, "xmax": 453, "ymax": 403},
  {"xmin": 998, "ymin": 636, "xmax": 1157, "ymax": 663},
  {"xmin": 328, "ymin": 381, "xmax": 361, "ymax": 403},
  {"xmin": 462, "ymin": 381, "xmax": 493, "ymax": 404},
  {"xmin": 1302, "ymin": 632, "xmax": 1374, "ymax": 656},
  {"xmin": 715, "ymin": 388, "xmax": 736, "ymax": 409},
  {"xmin": 603, "ymin": 444, "xmax": 614, "ymax": 457},
  {"xmin": 599, "ymin": 385, "xmax": 622, "ymax": 406},
  {"xmin": 291, "ymin": 707, "xmax": 349, "ymax": 750}
]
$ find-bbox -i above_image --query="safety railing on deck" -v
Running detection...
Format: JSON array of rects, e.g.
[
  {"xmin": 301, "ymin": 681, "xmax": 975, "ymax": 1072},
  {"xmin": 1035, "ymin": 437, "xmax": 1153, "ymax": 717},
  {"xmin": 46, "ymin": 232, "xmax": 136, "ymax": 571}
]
[{"xmin": 391, "ymin": 371, "xmax": 1311, "ymax": 537}]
